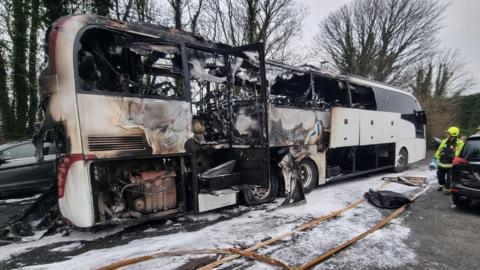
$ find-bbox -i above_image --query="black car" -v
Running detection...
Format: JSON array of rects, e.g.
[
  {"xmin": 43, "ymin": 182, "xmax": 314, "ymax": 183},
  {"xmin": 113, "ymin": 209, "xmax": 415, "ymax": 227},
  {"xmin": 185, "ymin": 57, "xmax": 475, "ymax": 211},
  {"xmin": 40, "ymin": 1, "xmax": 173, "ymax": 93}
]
[
  {"xmin": 0, "ymin": 140, "xmax": 55, "ymax": 197},
  {"xmin": 451, "ymin": 135, "xmax": 480, "ymax": 207}
]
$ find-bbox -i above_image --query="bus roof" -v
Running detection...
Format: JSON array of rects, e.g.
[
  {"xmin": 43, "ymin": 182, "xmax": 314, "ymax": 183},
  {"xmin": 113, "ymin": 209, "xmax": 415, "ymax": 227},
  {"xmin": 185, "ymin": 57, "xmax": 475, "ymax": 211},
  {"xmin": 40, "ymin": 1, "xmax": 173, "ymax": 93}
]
[
  {"xmin": 344, "ymin": 75, "xmax": 417, "ymax": 100},
  {"xmin": 266, "ymin": 60, "xmax": 417, "ymax": 101}
]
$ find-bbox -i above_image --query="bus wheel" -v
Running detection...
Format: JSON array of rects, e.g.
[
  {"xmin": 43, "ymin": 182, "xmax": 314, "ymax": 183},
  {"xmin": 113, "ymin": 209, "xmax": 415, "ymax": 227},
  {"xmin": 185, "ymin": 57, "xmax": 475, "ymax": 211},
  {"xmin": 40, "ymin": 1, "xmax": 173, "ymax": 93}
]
[
  {"xmin": 242, "ymin": 172, "xmax": 279, "ymax": 205},
  {"xmin": 394, "ymin": 148, "xmax": 408, "ymax": 173},
  {"xmin": 299, "ymin": 159, "xmax": 318, "ymax": 193}
]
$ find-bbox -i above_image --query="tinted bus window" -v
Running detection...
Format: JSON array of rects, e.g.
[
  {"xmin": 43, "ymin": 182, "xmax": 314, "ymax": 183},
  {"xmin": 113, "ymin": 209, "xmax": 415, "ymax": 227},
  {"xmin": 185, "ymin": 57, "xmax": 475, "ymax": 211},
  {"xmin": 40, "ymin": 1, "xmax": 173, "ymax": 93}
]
[
  {"xmin": 373, "ymin": 87, "xmax": 420, "ymax": 114},
  {"xmin": 77, "ymin": 28, "xmax": 184, "ymax": 98}
]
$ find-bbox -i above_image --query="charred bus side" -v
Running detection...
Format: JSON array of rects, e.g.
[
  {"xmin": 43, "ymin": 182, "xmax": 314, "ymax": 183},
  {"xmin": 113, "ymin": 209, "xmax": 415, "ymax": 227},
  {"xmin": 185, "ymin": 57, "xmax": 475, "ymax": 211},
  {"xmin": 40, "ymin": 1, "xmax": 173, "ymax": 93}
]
[
  {"xmin": 36, "ymin": 15, "xmax": 426, "ymax": 228},
  {"xmin": 37, "ymin": 15, "xmax": 273, "ymax": 227},
  {"xmin": 265, "ymin": 62, "xmax": 426, "ymax": 186}
]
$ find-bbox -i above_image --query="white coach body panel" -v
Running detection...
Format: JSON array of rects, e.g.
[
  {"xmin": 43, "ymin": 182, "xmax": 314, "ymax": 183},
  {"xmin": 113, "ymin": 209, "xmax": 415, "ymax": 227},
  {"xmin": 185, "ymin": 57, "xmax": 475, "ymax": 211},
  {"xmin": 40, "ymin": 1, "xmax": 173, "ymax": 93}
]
[
  {"xmin": 330, "ymin": 107, "xmax": 360, "ymax": 148},
  {"xmin": 58, "ymin": 161, "xmax": 95, "ymax": 227},
  {"xmin": 359, "ymin": 110, "xmax": 387, "ymax": 145},
  {"xmin": 359, "ymin": 110, "xmax": 401, "ymax": 145}
]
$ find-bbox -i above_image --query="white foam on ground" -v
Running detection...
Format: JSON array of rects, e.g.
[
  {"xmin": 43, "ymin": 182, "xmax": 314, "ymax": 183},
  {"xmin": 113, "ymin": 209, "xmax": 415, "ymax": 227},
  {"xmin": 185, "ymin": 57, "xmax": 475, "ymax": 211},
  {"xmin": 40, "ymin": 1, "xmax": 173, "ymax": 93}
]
[
  {"xmin": 50, "ymin": 242, "xmax": 83, "ymax": 252},
  {"xmin": 0, "ymin": 227, "xmax": 123, "ymax": 261},
  {"xmin": 0, "ymin": 194, "xmax": 42, "ymax": 204},
  {"xmin": 7, "ymin": 165, "xmax": 435, "ymax": 270}
]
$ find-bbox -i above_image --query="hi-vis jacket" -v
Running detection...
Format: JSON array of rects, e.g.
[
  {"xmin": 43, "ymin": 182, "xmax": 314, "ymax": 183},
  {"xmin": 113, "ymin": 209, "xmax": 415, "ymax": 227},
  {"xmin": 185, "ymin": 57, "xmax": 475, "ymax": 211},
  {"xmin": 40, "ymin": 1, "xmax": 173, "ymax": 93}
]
[{"xmin": 434, "ymin": 138, "xmax": 464, "ymax": 168}]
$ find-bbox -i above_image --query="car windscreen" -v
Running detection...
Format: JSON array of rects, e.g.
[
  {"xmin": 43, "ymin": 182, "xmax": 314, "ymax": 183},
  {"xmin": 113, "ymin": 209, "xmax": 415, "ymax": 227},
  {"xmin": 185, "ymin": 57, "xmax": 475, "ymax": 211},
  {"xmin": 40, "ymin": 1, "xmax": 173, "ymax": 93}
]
[{"xmin": 461, "ymin": 138, "xmax": 480, "ymax": 161}]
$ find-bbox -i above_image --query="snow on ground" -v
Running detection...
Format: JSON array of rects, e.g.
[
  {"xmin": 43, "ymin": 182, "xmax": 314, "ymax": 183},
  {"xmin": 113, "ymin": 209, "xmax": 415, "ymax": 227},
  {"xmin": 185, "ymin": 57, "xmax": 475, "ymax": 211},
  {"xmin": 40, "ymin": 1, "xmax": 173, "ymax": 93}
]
[
  {"xmin": 0, "ymin": 194, "xmax": 42, "ymax": 204},
  {"xmin": 49, "ymin": 242, "xmax": 83, "ymax": 252},
  {"xmin": 0, "ymin": 227, "xmax": 124, "ymax": 262},
  {"xmin": 2, "ymin": 165, "xmax": 436, "ymax": 270}
]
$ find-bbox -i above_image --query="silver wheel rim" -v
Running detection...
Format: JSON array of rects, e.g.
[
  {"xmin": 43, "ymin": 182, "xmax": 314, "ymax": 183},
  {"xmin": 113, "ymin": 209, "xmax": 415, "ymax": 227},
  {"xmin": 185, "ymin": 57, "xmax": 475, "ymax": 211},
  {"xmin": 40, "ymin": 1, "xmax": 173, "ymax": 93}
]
[
  {"xmin": 251, "ymin": 180, "xmax": 271, "ymax": 200},
  {"xmin": 299, "ymin": 163, "xmax": 313, "ymax": 188},
  {"xmin": 397, "ymin": 152, "xmax": 406, "ymax": 167}
]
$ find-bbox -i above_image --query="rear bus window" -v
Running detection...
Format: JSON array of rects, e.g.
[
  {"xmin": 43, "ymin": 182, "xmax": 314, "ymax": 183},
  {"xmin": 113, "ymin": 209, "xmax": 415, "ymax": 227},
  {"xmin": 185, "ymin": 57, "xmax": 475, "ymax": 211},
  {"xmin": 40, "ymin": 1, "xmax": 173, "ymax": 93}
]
[{"xmin": 77, "ymin": 29, "xmax": 184, "ymax": 98}]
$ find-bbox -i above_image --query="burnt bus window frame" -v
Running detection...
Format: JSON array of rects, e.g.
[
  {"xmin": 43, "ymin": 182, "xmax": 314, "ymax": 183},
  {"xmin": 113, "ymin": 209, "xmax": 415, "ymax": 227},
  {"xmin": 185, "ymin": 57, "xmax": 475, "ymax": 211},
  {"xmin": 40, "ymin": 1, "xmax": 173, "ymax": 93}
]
[
  {"xmin": 317, "ymin": 75, "xmax": 351, "ymax": 108},
  {"xmin": 348, "ymin": 83, "xmax": 377, "ymax": 110},
  {"xmin": 186, "ymin": 42, "xmax": 269, "ymax": 146},
  {"xmin": 187, "ymin": 46, "xmax": 230, "ymax": 143},
  {"xmin": 266, "ymin": 64, "xmax": 352, "ymax": 110},
  {"xmin": 73, "ymin": 25, "xmax": 191, "ymax": 101},
  {"xmin": 267, "ymin": 65, "xmax": 311, "ymax": 108}
]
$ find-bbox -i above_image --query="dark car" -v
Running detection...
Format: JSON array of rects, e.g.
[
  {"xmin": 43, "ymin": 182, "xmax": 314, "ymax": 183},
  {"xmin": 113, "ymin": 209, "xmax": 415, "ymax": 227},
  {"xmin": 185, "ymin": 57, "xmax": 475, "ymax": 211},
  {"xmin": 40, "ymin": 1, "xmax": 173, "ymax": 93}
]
[
  {"xmin": 451, "ymin": 135, "xmax": 480, "ymax": 208},
  {"xmin": 0, "ymin": 140, "xmax": 56, "ymax": 197}
]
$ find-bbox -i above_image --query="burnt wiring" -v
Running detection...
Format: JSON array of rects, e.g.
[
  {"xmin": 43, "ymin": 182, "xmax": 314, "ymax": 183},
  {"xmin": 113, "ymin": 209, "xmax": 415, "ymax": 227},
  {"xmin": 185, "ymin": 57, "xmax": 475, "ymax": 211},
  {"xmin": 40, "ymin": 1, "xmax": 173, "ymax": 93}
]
[{"xmin": 78, "ymin": 30, "xmax": 183, "ymax": 97}]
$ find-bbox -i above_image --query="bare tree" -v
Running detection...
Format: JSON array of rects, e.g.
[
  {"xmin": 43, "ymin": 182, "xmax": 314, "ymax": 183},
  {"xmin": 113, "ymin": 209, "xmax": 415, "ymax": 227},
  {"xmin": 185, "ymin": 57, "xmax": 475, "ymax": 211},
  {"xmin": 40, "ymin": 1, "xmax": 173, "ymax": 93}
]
[
  {"xmin": 92, "ymin": 0, "xmax": 111, "ymax": 16},
  {"xmin": 0, "ymin": 43, "xmax": 14, "ymax": 140},
  {"xmin": 201, "ymin": 0, "xmax": 306, "ymax": 62},
  {"xmin": 168, "ymin": 0, "xmax": 184, "ymax": 30},
  {"xmin": 185, "ymin": 0, "xmax": 203, "ymax": 34},
  {"xmin": 27, "ymin": 0, "xmax": 41, "ymax": 130},
  {"xmin": 313, "ymin": 0, "xmax": 446, "ymax": 86},
  {"xmin": 412, "ymin": 49, "xmax": 475, "ymax": 98}
]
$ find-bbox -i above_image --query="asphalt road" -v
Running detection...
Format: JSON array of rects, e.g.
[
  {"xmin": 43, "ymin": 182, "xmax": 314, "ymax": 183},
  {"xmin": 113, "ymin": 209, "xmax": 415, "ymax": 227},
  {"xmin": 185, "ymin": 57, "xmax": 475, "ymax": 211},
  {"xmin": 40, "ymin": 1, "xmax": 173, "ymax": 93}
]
[{"xmin": 400, "ymin": 187, "xmax": 480, "ymax": 270}]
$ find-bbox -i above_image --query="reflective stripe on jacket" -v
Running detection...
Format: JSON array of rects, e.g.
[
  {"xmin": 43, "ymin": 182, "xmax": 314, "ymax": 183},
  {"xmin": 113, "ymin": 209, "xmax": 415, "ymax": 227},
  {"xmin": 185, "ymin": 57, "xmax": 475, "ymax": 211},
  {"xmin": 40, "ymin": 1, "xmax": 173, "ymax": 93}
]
[{"xmin": 434, "ymin": 138, "xmax": 464, "ymax": 168}]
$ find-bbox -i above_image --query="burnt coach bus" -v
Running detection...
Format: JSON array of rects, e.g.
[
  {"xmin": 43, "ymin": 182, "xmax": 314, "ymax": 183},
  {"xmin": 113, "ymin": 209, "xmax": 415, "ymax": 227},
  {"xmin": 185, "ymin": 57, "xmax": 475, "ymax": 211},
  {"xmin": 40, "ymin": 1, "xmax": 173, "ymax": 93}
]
[{"xmin": 35, "ymin": 15, "xmax": 426, "ymax": 227}]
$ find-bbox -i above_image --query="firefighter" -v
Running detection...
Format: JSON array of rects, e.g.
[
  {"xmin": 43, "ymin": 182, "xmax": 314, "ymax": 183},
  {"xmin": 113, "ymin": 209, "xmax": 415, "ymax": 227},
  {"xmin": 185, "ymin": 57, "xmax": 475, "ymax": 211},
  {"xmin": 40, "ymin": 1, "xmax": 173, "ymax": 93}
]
[{"xmin": 434, "ymin": 126, "xmax": 464, "ymax": 194}]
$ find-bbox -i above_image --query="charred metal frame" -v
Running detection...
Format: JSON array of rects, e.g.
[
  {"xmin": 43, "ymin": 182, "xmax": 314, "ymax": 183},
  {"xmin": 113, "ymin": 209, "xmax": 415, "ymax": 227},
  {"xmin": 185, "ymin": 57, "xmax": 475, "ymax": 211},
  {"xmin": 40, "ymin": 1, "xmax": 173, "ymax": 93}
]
[
  {"xmin": 37, "ymin": 16, "xmax": 426, "ymax": 227},
  {"xmin": 71, "ymin": 21, "xmax": 272, "ymax": 215}
]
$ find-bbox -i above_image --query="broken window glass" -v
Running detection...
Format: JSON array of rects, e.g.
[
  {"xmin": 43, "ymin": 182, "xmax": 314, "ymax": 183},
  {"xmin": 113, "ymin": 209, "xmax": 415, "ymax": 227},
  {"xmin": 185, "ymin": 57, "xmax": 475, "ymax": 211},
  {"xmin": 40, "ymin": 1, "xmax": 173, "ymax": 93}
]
[
  {"xmin": 267, "ymin": 63, "xmax": 346, "ymax": 110},
  {"xmin": 268, "ymin": 65, "xmax": 311, "ymax": 107},
  {"xmin": 77, "ymin": 29, "xmax": 184, "ymax": 98},
  {"xmin": 349, "ymin": 83, "xmax": 377, "ymax": 110},
  {"xmin": 312, "ymin": 75, "xmax": 350, "ymax": 108}
]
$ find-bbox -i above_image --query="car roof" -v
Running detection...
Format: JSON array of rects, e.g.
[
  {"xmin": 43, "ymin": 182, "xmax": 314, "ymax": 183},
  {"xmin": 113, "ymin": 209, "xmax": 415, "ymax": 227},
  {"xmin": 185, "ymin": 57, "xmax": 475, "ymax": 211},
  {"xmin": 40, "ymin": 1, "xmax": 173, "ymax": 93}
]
[
  {"xmin": 468, "ymin": 135, "xmax": 480, "ymax": 140},
  {"xmin": 0, "ymin": 140, "xmax": 32, "ymax": 151}
]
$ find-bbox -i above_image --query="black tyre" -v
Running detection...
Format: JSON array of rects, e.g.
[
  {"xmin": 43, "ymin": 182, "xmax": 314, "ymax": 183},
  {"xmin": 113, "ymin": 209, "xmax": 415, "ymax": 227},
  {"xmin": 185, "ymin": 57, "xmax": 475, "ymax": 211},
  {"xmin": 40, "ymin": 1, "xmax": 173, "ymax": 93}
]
[
  {"xmin": 393, "ymin": 148, "xmax": 408, "ymax": 173},
  {"xmin": 242, "ymin": 171, "xmax": 279, "ymax": 205},
  {"xmin": 452, "ymin": 195, "xmax": 471, "ymax": 208},
  {"xmin": 298, "ymin": 158, "xmax": 318, "ymax": 193}
]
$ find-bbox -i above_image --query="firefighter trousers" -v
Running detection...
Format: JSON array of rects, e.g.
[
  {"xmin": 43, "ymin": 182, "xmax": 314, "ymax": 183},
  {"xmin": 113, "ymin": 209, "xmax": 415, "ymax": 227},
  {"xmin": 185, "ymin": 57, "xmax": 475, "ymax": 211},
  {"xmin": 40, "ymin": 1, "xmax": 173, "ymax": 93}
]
[{"xmin": 437, "ymin": 166, "xmax": 452, "ymax": 189}]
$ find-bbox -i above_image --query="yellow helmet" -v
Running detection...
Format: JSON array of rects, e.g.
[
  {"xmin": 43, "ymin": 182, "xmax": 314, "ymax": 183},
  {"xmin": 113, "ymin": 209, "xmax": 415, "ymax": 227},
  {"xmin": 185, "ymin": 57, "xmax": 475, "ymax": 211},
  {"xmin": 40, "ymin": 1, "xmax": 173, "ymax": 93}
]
[{"xmin": 447, "ymin": 126, "xmax": 460, "ymax": 137}]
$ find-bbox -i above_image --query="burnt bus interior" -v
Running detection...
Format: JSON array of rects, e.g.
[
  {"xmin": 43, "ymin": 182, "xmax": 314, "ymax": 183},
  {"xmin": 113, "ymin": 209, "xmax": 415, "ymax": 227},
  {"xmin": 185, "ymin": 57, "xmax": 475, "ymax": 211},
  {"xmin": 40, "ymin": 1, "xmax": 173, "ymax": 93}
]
[
  {"xmin": 187, "ymin": 46, "xmax": 271, "ymax": 208},
  {"xmin": 73, "ymin": 26, "xmax": 272, "ymax": 221},
  {"xmin": 267, "ymin": 64, "xmax": 350, "ymax": 110},
  {"xmin": 77, "ymin": 28, "xmax": 185, "ymax": 98},
  {"xmin": 76, "ymin": 27, "xmax": 190, "ymax": 221},
  {"xmin": 189, "ymin": 48, "xmax": 266, "ymax": 146},
  {"xmin": 42, "ymin": 23, "xmax": 426, "ymax": 223},
  {"xmin": 265, "ymin": 63, "xmax": 410, "ymax": 179}
]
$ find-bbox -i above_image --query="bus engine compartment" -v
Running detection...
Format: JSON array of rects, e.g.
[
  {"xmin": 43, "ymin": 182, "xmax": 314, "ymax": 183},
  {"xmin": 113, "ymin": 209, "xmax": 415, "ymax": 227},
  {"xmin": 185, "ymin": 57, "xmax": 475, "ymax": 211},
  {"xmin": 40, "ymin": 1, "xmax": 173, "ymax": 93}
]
[{"xmin": 90, "ymin": 158, "xmax": 185, "ymax": 223}]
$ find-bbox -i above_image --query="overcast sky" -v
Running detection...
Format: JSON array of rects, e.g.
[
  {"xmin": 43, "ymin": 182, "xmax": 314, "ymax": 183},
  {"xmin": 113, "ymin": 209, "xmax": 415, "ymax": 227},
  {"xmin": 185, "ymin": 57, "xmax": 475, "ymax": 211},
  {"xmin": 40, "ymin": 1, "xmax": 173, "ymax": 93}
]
[{"xmin": 299, "ymin": 0, "xmax": 480, "ymax": 94}]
